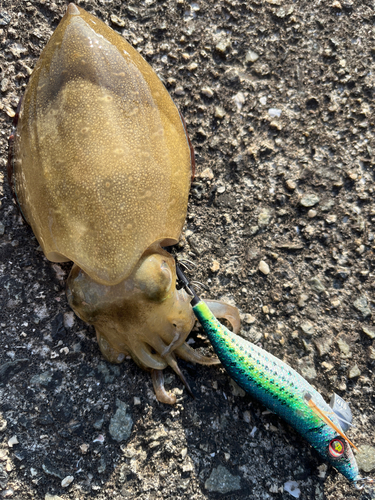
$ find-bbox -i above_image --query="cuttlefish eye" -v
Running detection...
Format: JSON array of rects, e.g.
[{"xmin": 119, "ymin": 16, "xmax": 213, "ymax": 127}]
[{"xmin": 134, "ymin": 255, "xmax": 173, "ymax": 301}]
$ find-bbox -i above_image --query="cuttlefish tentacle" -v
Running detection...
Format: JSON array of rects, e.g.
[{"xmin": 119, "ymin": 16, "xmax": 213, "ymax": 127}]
[
  {"xmin": 203, "ymin": 299, "xmax": 241, "ymax": 334},
  {"xmin": 152, "ymin": 369, "xmax": 176, "ymax": 405},
  {"xmin": 174, "ymin": 343, "xmax": 221, "ymax": 365}
]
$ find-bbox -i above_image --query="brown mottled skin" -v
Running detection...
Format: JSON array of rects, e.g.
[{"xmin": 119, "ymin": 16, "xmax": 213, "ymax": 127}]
[{"xmin": 11, "ymin": 3, "xmax": 240, "ymax": 403}]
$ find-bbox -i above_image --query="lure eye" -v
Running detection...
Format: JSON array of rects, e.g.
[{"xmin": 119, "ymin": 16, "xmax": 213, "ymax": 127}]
[{"xmin": 328, "ymin": 438, "xmax": 345, "ymax": 458}]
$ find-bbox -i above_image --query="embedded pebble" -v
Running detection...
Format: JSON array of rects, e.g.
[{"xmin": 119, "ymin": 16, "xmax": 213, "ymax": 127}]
[
  {"xmin": 243, "ymin": 313, "xmax": 256, "ymax": 324},
  {"xmin": 214, "ymin": 106, "xmax": 226, "ymax": 119},
  {"xmin": 233, "ymin": 91, "xmax": 245, "ymax": 111},
  {"xmin": 45, "ymin": 495, "xmax": 64, "ymax": 500},
  {"xmin": 337, "ymin": 338, "xmax": 351, "ymax": 356},
  {"xmin": 300, "ymin": 321, "xmax": 315, "ymax": 336},
  {"xmin": 348, "ymin": 364, "xmax": 360, "ymax": 379},
  {"xmin": 109, "ymin": 399, "xmax": 133, "ymax": 442},
  {"xmin": 314, "ymin": 337, "xmax": 332, "ymax": 356},
  {"xmin": 362, "ymin": 326, "xmax": 375, "ymax": 339},
  {"xmin": 299, "ymin": 360, "xmax": 317, "ymax": 380},
  {"xmin": 61, "ymin": 475, "xmax": 74, "ymax": 488},
  {"xmin": 245, "ymin": 50, "xmax": 259, "ymax": 63},
  {"xmin": 268, "ymin": 108, "xmax": 282, "ymax": 118},
  {"xmin": 297, "ymin": 294, "xmax": 309, "ymax": 307},
  {"xmin": 353, "ymin": 296, "xmax": 372, "ymax": 318},
  {"xmin": 284, "ymin": 480, "xmax": 301, "ymax": 498},
  {"xmin": 211, "ymin": 259, "xmax": 220, "ymax": 272},
  {"xmin": 205, "ymin": 465, "xmax": 241, "ymax": 494},
  {"xmin": 308, "ymin": 277, "xmax": 326, "ymax": 293},
  {"xmin": 300, "ymin": 194, "xmax": 320, "ymax": 207},
  {"xmin": 200, "ymin": 167, "xmax": 214, "ymax": 180},
  {"xmin": 356, "ymin": 445, "xmax": 375, "ymax": 473},
  {"xmin": 201, "ymin": 86, "xmax": 214, "ymax": 98},
  {"xmin": 215, "ymin": 38, "xmax": 231, "ymax": 55},
  {"xmin": 330, "ymin": 298, "xmax": 341, "ymax": 308},
  {"xmin": 0, "ymin": 222, "xmax": 4, "ymax": 236},
  {"xmin": 7, "ymin": 436, "xmax": 18, "ymax": 448},
  {"xmin": 259, "ymin": 260, "xmax": 270, "ymax": 275},
  {"xmin": 80, "ymin": 444, "xmax": 89, "ymax": 454},
  {"xmin": 258, "ymin": 209, "xmax": 272, "ymax": 227},
  {"xmin": 286, "ymin": 179, "xmax": 296, "ymax": 191}
]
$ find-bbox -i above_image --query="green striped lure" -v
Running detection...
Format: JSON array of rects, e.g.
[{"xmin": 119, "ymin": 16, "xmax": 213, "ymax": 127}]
[{"xmin": 176, "ymin": 265, "xmax": 373, "ymax": 488}]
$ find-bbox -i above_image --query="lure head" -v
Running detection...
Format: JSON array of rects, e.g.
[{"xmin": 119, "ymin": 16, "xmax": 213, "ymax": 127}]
[
  {"xmin": 303, "ymin": 393, "xmax": 360, "ymax": 483},
  {"xmin": 8, "ymin": 4, "xmax": 211, "ymax": 402}
]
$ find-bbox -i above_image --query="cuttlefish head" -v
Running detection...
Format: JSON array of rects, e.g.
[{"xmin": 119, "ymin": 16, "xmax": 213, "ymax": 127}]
[{"xmin": 66, "ymin": 246, "xmax": 218, "ymax": 403}]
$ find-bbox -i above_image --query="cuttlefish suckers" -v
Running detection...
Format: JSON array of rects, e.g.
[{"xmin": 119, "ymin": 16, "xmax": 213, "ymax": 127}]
[{"xmin": 10, "ymin": 3, "xmax": 240, "ymax": 403}]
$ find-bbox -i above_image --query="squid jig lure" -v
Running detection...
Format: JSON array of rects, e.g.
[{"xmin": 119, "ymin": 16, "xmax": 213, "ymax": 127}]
[{"xmin": 176, "ymin": 264, "xmax": 373, "ymax": 489}]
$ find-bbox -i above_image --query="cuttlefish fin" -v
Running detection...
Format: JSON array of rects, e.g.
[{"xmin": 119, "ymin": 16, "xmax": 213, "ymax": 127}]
[{"xmin": 304, "ymin": 393, "xmax": 358, "ymax": 451}]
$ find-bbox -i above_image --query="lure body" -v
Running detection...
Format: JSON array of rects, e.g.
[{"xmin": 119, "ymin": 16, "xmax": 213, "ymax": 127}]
[{"xmin": 193, "ymin": 301, "xmax": 360, "ymax": 483}]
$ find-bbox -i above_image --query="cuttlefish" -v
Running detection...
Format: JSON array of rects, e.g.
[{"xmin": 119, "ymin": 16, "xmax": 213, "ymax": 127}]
[{"xmin": 9, "ymin": 3, "xmax": 240, "ymax": 403}]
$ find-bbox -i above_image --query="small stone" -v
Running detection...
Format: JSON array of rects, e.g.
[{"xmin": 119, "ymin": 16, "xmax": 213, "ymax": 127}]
[
  {"xmin": 331, "ymin": 298, "xmax": 341, "ymax": 308},
  {"xmin": 298, "ymin": 294, "xmax": 309, "ymax": 307},
  {"xmin": 314, "ymin": 337, "xmax": 332, "ymax": 356},
  {"xmin": 201, "ymin": 86, "xmax": 214, "ymax": 98},
  {"xmin": 174, "ymin": 86, "xmax": 185, "ymax": 96},
  {"xmin": 337, "ymin": 338, "xmax": 351, "ymax": 356},
  {"xmin": 268, "ymin": 108, "xmax": 282, "ymax": 118},
  {"xmin": 80, "ymin": 444, "xmax": 89, "ymax": 454},
  {"xmin": 300, "ymin": 193, "xmax": 320, "ymax": 207},
  {"xmin": 230, "ymin": 379, "xmax": 246, "ymax": 397},
  {"xmin": 205, "ymin": 465, "xmax": 241, "ymax": 494},
  {"xmin": 348, "ymin": 364, "xmax": 361, "ymax": 379},
  {"xmin": 233, "ymin": 91, "xmax": 245, "ymax": 111},
  {"xmin": 98, "ymin": 457, "xmax": 106, "ymax": 474},
  {"xmin": 356, "ymin": 445, "xmax": 375, "ymax": 473},
  {"xmin": 286, "ymin": 179, "xmax": 296, "ymax": 191},
  {"xmin": 215, "ymin": 38, "xmax": 231, "ymax": 55},
  {"xmin": 110, "ymin": 14, "xmax": 126, "ymax": 27},
  {"xmin": 211, "ymin": 260, "xmax": 220, "ymax": 272},
  {"xmin": 245, "ymin": 50, "xmax": 259, "ymax": 63},
  {"xmin": 362, "ymin": 326, "xmax": 375, "ymax": 339},
  {"xmin": 353, "ymin": 296, "xmax": 372, "ymax": 318},
  {"xmin": 7, "ymin": 436, "xmax": 18, "ymax": 448},
  {"xmin": 93, "ymin": 417, "xmax": 104, "ymax": 430},
  {"xmin": 258, "ymin": 209, "xmax": 272, "ymax": 227},
  {"xmin": 109, "ymin": 399, "xmax": 133, "ymax": 442},
  {"xmin": 308, "ymin": 276, "xmax": 326, "ymax": 293},
  {"xmin": 187, "ymin": 62, "xmax": 198, "ymax": 71},
  {"xmin": 259, "ymin": 260, "xmax": 270, "ymax": 275},
  {"xmin": 299, "ymin": 361, "xmax": 317, "ymax": 381},
  {"xmin": 61, "ymin": 475, "xmax": 74, "ymax": 488},
  {"xmin": 200, "ymin": 167, "xmax": 214, "ymax": 180},
  {"xmin": 45, "ymin": 495, "xmax": 64, "ymax": 500},
  {"xmin": 214, "ymin": 106, "xmax": 226, "ymax": 119},
  {"xmin": 243, "ymin": 314, "xmax": 256, "ymax": 324},
  {"xmin": 284, "ymin": 480, "xmax": 301, "ymax": 499},
  {"xmin": 133, "ymin": 397, "xmax": 141, "ymax": 405},
  {"xmin": 307, "ymin": 209, "xmax": 317, "ymax": 218},
  {"xmin": 331, "ymin": 0, "xmax": 342, "ymax": 8},
  {"xmin": 0, "ymin": 222, "xmax": 5, "ymax": 236},
  {"xmin": 300, "ymin": 321, "xmax": 315, "ymax": 336},
  {"xmin": 262, "ymin": 305, "xmax": 269, "ymax": 314},
  {"xmin": 326, "ymin": 214, "xmax": 337, "ymax": 224}
]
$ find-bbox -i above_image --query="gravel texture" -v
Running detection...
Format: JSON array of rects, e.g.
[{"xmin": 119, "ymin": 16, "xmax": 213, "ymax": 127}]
[{"xmin": 0, "ymin": 1, "xmax": 375, "ymax": 499}]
